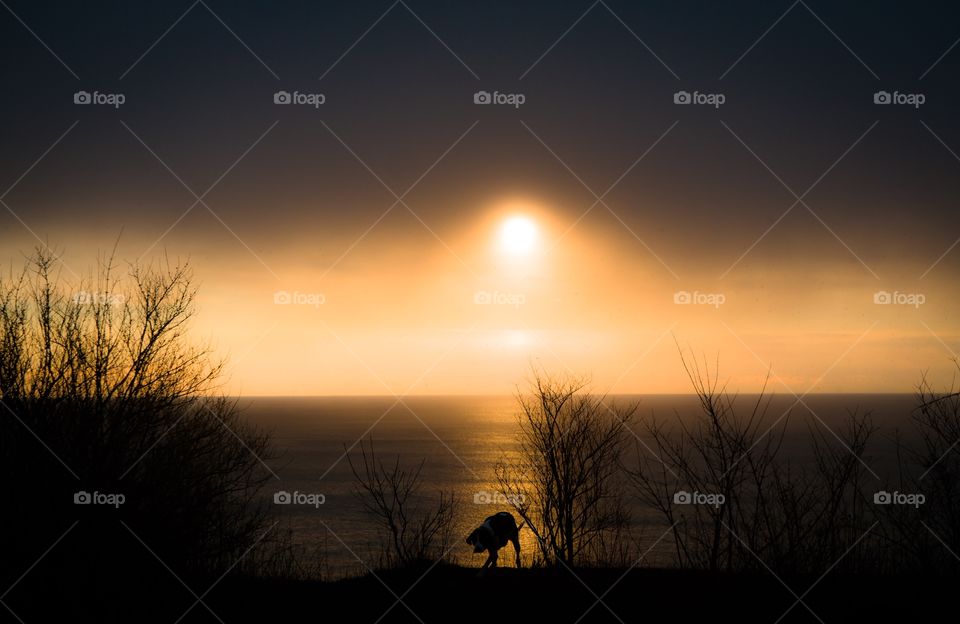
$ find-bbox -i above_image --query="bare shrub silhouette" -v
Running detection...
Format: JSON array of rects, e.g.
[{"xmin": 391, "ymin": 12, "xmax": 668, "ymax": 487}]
[
  {"xmin": 0, "ymin": 248, "xmax": 277, "ymax": 595},
  {"xmin": 347, "ymin": 438, "xmax": 457, "ymax": 566},
  {"xmin": 495, "ymin": 369, "xmax": 637, "ymax": 567},
  {"xmin": 627, "ymin": 347, "xmax": 876, "ymax": 574},
  {"xmin": 877, "ymin": 361, "xmax": 960, "ymax": 573}
]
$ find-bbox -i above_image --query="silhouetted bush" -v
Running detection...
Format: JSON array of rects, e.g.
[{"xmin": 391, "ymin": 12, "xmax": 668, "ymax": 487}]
[
  {"xmin": 347, "ymin": 438, "xmax": 457, "ymax": 567},
  {"xmin": 876, "ymin": 362, "xmax": 960, "ymax": 573},
  {"xmin": 496, "ymin": 369, "xmax": 637, "ymax": 567},
  {"xmin": 0, "ymin": 248, "xmax": 277, "ymax": 610},
  {"xmin": 627, "ymin": 347, "xmax": 876, "ymax": 574}
]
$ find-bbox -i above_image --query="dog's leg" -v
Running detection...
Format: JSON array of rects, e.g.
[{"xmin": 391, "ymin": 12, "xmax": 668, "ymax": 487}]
[
  {"xmin": 482, "ymin": 551, "xmax": 495, "ymax": 570},
  {"xmin": 477, "ymin": 553, "xmax": 491, "ymax": 578},
  {"xmin": 511, "ymin": 534, "xmax": 521, "ymax": 567}
]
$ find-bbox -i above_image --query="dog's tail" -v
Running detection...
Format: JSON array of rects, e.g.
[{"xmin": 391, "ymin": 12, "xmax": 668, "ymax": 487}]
[{"xmin": 517, "ymin": 520, "xmax": 525, "ymax": 531}]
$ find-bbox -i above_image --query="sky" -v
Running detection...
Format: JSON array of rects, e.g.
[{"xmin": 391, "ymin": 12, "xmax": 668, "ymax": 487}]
[{"xmin": 1, "ymin": 0, "xmax": 959, "ymax": 395}]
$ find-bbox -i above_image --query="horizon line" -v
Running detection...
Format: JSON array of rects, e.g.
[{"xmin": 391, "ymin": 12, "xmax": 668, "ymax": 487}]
[{"xmin": 219, "ymin": 391, "xmax": 920, "ymax": 399}]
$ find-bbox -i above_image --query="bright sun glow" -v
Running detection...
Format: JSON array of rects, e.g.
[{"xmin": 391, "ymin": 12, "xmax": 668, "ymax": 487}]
[{"xmin": 498, "ymin": 215, "xmax": 539, "ymax": 254}]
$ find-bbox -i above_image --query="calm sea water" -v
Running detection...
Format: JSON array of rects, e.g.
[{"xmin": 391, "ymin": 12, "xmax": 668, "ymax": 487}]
[{"xmin": 243, "ymin": 394, "xmax": 919, "ymax": 577}]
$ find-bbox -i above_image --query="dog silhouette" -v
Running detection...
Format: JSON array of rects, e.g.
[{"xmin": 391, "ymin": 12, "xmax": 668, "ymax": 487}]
[{"xmin": 465, "ymin": 511, "xmax": 523, "ymax": 569}]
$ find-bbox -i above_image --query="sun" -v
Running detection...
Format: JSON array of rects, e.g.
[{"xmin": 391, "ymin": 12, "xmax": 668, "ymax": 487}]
[{"xmin": 498, "ymin": 215, "xmax": 539, "ymax": 255}]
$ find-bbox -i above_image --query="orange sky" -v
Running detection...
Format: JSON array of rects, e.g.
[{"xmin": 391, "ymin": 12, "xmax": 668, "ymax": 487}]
[{"xmin": 10, "ymin": 193, "xmax": 954, "ymax": 396}]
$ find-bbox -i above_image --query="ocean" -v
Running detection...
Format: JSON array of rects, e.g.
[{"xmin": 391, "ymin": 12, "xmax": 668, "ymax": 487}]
[{"xmin": 243, "ymin": 394, "xmax": 920, "ymax": 577}]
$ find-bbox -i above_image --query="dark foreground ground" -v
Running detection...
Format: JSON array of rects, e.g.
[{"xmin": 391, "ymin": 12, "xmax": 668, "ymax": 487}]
[{"xmin": 4, "ymin": 563, "xmax": 955, "ymax": 623}]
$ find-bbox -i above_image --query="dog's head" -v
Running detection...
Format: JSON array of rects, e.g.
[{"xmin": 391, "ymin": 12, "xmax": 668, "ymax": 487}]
[{"xmin": 465, "ymin": 529, "xmax": 485, "ymax": 553}]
